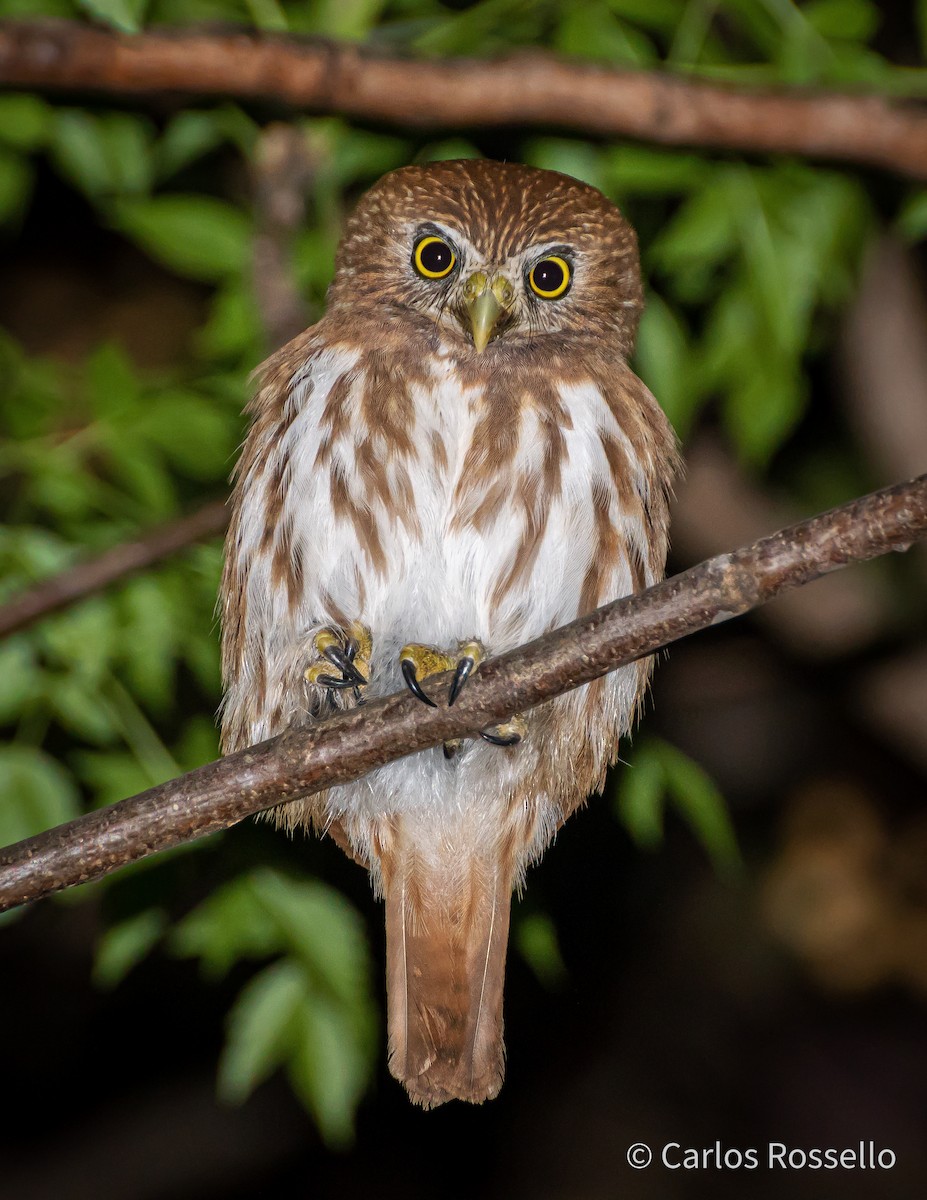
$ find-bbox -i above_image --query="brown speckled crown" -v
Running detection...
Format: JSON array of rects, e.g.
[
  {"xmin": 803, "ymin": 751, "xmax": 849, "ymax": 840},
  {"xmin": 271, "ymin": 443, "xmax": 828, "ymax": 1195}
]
[{"xmin": 328, "ymin": 159, "xmax": 643, "ymax": 354}]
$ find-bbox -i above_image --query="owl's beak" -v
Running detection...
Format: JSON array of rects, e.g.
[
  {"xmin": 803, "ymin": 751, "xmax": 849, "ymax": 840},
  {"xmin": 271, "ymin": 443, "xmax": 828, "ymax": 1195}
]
[{"xmin": 463, "ymin": 272, "xmax": 515, "ymax": 353}]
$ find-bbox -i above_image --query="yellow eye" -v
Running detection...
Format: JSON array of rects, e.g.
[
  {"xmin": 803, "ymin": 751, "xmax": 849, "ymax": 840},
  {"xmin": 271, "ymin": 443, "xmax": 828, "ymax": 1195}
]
[
  {"xmin": 529, "ymin": 255, "xmax": 571, "ymax": 300},
  {"xmin": 413, "ymin": 235, "xmax": 456, "ymax": 280}
]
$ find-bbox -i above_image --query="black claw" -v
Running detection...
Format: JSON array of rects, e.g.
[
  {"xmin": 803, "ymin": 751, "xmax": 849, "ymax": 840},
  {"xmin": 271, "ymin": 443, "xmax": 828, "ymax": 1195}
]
[
  {"xmin": 316, "ymin": 672, "xmax": 358, "ymax": 689},
  {"xmin": 480, "ymin": 727, "xmax": 522, "ymax": 747},
  {"xmin": 401, "ymin": 658, "xmax": 437, "ymax": 707},
  {"xmin": 323, "ymin": 644, "xmax": 367, "ymax": 686},
  {"xmin": 448, "ymin": 656, "xmax": 475, "ymax": 706}
]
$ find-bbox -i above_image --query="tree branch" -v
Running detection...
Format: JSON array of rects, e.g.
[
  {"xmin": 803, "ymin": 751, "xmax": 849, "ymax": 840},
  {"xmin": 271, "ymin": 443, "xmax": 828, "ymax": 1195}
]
[
  {"xmin": 1, "ymin": 474, "xmax": 924, "ymax": 912},
  {"xmin": 1, "ymin": 21, "xmax": 927, "ymax": 179},
  {"xmin": 250, "ymin": 122, "xmax": 315, "ymax": 350},
  {"xmin": 0, "ymin": 500, "xmax": 228, "ymax": 639}
]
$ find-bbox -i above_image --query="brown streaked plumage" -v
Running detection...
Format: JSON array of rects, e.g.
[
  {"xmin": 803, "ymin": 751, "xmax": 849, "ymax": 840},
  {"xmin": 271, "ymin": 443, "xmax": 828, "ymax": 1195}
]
[{"xmin": 220, "ymin": 159, "xmax": 679, "ymax": 1107}]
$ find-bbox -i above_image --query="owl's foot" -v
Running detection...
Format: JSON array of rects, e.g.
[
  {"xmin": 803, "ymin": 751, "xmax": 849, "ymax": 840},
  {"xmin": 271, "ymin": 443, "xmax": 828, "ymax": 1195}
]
[
  {"xmin": 445, "ymin": 713, "xmax": 526, "ymax": 758},
  {"xmin": 399, "ymin": 640, "xmax": 484, "ymax": 708},
  {"xmin": 305, "ymin": 622, "xmax": 372, "ymax": 703},
  {"xmin": 399, "ymin": 641, "xmax": 525, "ymax": 753},
  {"xmin": 480, "ymin": 714, "xmax": 528, "ymax": 747}
]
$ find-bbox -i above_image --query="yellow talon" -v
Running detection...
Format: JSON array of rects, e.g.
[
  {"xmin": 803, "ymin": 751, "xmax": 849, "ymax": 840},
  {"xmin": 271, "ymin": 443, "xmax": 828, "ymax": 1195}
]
[
  {"xmin": 480, "ymin": 714, "xmax": 527, "ymax": 747},
  {"xmin": 398, "ymin": 637, "xmax": 526, "ymax": 751},
  {"xmin": 398, "ymin": 643, "xmax": 456, "ymax": 708},
  {"xmin": 304, "ymin": 622, "xmax": 372, "ymax": 692},
  {"xmin": 399, "ymin": 639, "xmax": 486, "ymax": 708}
]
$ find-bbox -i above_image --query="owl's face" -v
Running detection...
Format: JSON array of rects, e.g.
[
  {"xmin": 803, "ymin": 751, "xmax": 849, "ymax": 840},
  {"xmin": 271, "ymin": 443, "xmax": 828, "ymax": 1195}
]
[
  {"xmin": 327, "ymin": 159, "xmax": 643, "ymax": 358},
  {"xmin": 399, "ymin": 218, "xmax": 582, "ymax": 352}
]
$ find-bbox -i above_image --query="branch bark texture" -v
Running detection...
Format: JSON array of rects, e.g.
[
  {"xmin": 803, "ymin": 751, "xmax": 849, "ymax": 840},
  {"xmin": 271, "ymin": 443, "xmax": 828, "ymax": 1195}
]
[
  {"xmin": 2, "ymin": 21, "xmax": 927, "ymax": 179},
  {"xmin": 0, "ymin": 501, "xmax": 228, "ymax": 639},
  {"xmin": 1, "ymin": 474, "xmax": 925, "ymax": 912}
]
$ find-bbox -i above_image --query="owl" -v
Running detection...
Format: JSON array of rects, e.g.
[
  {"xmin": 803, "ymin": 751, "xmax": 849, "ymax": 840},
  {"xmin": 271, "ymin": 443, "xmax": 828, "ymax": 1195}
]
[{"xmin": 220, "ymin": 159, "xmax": 679, "ymax": 1108}]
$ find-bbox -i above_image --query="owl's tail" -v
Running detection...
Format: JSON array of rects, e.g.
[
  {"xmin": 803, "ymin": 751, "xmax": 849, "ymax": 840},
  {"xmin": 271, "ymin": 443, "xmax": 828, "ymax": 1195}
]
[{"xmin": 382, "ymin": 822, "xmax": 513, "ymax": 1108}]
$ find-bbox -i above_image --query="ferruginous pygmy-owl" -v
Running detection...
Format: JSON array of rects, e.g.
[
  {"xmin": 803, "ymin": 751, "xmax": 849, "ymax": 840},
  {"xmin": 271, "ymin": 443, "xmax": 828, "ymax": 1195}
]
[{"xmin": 220, "ymin": 159, "xmax": 679, "ymax": 1108}]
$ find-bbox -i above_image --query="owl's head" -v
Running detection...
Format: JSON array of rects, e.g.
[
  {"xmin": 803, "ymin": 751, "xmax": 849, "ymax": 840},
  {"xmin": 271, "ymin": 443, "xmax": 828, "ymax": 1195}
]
[{"xmin": 328, "ymin": 159, "xmax": 643, "ymax": 358}]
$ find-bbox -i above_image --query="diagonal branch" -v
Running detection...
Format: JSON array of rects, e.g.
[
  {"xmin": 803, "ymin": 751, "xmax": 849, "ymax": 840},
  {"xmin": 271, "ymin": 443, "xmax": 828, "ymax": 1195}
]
[
  {"xmin": 2, "ymin": 21, "xmax": 927, "ymax": 180},
  {"xmin": 1, "ymin": 473, "xmax": 925, "ymax": 913},
  {"xmin": 0, "ymin": 500, "xmax": 228, "ymax": 639}
]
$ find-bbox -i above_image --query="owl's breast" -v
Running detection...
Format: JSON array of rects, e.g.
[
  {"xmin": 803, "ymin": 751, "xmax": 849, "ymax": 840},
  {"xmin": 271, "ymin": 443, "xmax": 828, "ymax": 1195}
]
[{"xmin": 273, "ymin": 355, "xmax": 643, "ymax": 674}]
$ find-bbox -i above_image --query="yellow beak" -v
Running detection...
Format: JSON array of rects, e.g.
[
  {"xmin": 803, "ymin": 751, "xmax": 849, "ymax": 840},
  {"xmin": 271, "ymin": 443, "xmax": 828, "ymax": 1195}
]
[{"xmin": 463, "ymin": 272, "xmax": 515, "ymax": 353}]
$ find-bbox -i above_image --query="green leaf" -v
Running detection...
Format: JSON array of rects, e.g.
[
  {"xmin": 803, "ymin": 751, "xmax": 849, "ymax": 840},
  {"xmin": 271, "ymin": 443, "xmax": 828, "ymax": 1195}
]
[
  {"xmin": 176, "ymin": 714, "xmax": 221, "ymax": 772},
  {"xmin": 134, "ymin": 390, "xmax": 236, "ymax": 478},
  {"xmin": 50, "ymin": 111, "xmax": 153, "ymax": 198},
  {"xmin": 897, "ymin": 191, "xmax": 927, "ymax": 243},
  {"xmin": 290, "ymin": 0, "xmax": 384, "ymax": 39},
  {"xmin": 618, "ymin": 739, "xmax": 740, "ymax": 873},
  {"xmin": 49, "ymin": 675, "xmax": 119, "ymax": 744},
  {"xmin": 288, "ymin": 989, "xmax": 370, "ymax": 1147},
  {"xmin": 250, "ymin": 871, "xmax": 373, "ymax": 1014},
  {"xmin": 413, "ymin": 0, "xmax": 548, "ymax": 57},
  {"xmin": 99, "ymin": 113, "xmax": 155, "ymax": 194},
  {"xmin": 94, "ymin": 908, "xmax": 168, "ymax": 987},
  {"xmin": 85, "ymin": 342, "xmax": 141, "ymax": 420},
  {"xmin": 41, "ymin": 597, "xmax": 116, "ymax": 682},
  {"xmin": 319, "ymin": 124, "xmax": 410, "ymax": 190},
  {"xmin": 0, "ymin": 341, "xmax": 64, "ymax": 440},
  {"xmin": 196, "ymin": 285, "xmax": 264, "ymax": 361},
  {"xmin": 0, "ymin": 94, "xmax": 52, "ymax": 150},
  {"xmin": 0, "ymin": 527, "xmax": 69, "ymax": 597},
  {"xmin": 73, "ymin": 748, "xmax": 157, "ymax": 809},
  {"xmin": 555, "ymin": 0, "xmax": 657, "ymax": 65},
  {"xmin": 293, "ymin": 227, "xmax": 338, "ymax": 298},
  {"xmin": 209, "ymin": 105, "xmax": 261, "ymax": 159},
  {"xmin": 697, "ymin": 282, "xmax": 759, "ymax": 387},
  {"xmin": 0, "ymin": 745, "xmax": 81, "ymax": 846},
  {"xmin": 723, "ymin": 362, "xmax": 807, "ymax": 466},
  {"xmin": 514, "ymin": 911, "xmax": 567, "ymax": 990},
  {"xmin": 604, "ymin": 146, "xmax": 707, "ymax": 197},
  {"xmin": 651, "ymin": 173, "xmax": 742, "ymax": 276},
  {"xmin": 606, "ymin": 0, "xmax": 686, "ymax": 33},
  {"xmin": 155, "ymin": 111, "xmax": 227, "ymax": 181},
  {"xmin": 415, "ymin": 138, "xmax": 483, "ymax": 164},
  {"xmin": 635, "ymin": 293, "xmax": 698, "ymax": 438},
  {"xmin": 174, "ymin": 870, "xmax": 376, "ymax": 1141},
  {"xmin": 22, "ymin": 461, "xmax": 103, "ymax": 526},
  {"xmin": 523, "ymin": 138, "xmax": 607, "ymax": 192},
  {"xmin": 117, "ymin": 574, "xmax": 177, "ymax": 710},
  {"xmin": 804, "ymin": 0, "xmax": 879, "ymax": 41},
  {"xmin": 0, "ymin": 149, "xmax": 31, "ymax": 224},
  {"xmin": 244, "ymin": 0, "xmax": 288, "ymax": 32},
  {"xmin": 51, "ymin": 111, "xmax": 112, "ymax": 198},
  {"xmin": 96, "ymin": 429, "xmax": 176, "ymax": 517},
  {"xmin": 76, "ymin": 0, "xmax": 148, "ymax": 33},
  {"xmin": 616, "ymin": 742, "xmax": 665, "ymax": 850},
  {"xmin": 111, "ymin": 196, "xmax": 251, "ymax": 282},
  {"xmin": 0, "ymin": 637, "xmax": 39, "ymax": 724},
  {"xmin": 169, "ymin": 875, "xmax": 283, "ymax": 978},
  {"xmin": 658, "ymin": 742, "xmax": 742, "ymax": 873},
  {"xmin": 218, "ymin": 959, "xmax": 307, "ymax": 1103}
]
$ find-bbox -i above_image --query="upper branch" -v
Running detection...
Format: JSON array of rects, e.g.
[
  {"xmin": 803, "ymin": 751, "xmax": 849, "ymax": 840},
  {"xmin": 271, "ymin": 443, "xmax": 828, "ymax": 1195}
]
[
  {"xmin": 1, "ymin": 21, "xmax": 927, "ymax": 179},
  {"xmin": 1, "ymin": 473, "xmax": 925, "ymax": 913},
  {"xmin": 0, "ymin": 500, "xmax": 228, "ymax": 639}
]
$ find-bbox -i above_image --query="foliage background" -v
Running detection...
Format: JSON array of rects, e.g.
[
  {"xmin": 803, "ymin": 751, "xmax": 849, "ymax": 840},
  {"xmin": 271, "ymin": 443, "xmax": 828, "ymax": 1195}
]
[{"xmin": 1, "ymin": 1, "xmax": 927, "ymax": 1196}]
